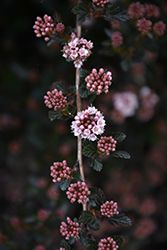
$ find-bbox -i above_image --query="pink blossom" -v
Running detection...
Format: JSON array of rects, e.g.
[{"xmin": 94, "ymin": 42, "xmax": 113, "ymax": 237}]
[
  {"xmin": 60, "ymin": 217, "xmax": 81, "ymax": 240},
  {"xmin": 140, "ymin": 86, "xmax": 159, "ymax": 109},
  {"xmin": 112, "ymin": 92, "xmax": 138, "ymax": 117},
  {"xmin": 71, "ymin": 106, "xmax": 105, "ymax": 141},
  {"xmin": 98, "ymin": 237, "xmax": 119, "ymax": 250},
  {"xmin": 128, "ymin": 2, "xmax": 145, "ymax": 19},
  {"xmin": 100, "ymin": 200, "xmax": 119, "ymax": 218},
  {"xmin": 34, "ymin": 245, "xmax": 46, "ymax": 250},
  {"xmin": 111, "ymin": 31, "xmax": 123, "ymax": 48},
  {"xmin": 92, "ymin": 0, "xmax": 109, "ymax": 8},
  {"xmin": 153, "ymin": 21, "xmax": 166, "ymax": 36},
  {"xmin": 144, "ymin": 4, "xmax": 160, "ymax": 18},
  {"xmin": 136, "ymin": 18, "xmax": 152, "ymax": 34},
  {"xmin": 55, "ymin": 22, "xmax": 65, "ymax": 33},
  {"xmin": 33, "ymin": 15, "xmax": 56, "ymax": 42},
  {"xmin": 63, "ymin": 33, "xmax": 93, "ymax": 68},
  {"xmin": 85, "ymin": 68, "xmax": 112, "ymax": 95},
  {"xmin": 44, "ymin": 88, "xmax": 67, "ymax": 110},
  {"xmin": 66, "ymin": 181, "xmax": 90, "ymax": 205},
  {"xmin": 37, "ymin": 209, "xmax": 49, "ymax": 221},
  {"xmin": 134, "ymin": 218, "xmax": 157, "ymax": 239},
  {"xmin": 50, "ymin": 160, "xmax": 72, "ymax": 183},
  {"xmin": 98, "ymin": 136, "xmax": 117, "ymax": 156}
]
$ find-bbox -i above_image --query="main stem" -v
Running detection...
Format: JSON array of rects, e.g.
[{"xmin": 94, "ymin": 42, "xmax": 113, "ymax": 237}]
[{"xmin": 75, "ymin": 19, "xmax": 86, "ymax": 211}]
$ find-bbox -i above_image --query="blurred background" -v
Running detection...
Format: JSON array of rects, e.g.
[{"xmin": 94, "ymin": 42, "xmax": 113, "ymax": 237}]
[{"xmin": 0, "ymin": 0, "xmax": 167, "ymax": 249}]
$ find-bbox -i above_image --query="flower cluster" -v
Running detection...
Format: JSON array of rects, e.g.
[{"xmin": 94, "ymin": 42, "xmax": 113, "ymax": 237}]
[
  {"xmin": 111, "ymin": 31, "xmax": 123, "ymax": 48},
  {"xmin": 100, "ymin": 200, "xmax": 119, "ymax": 218},
  {"xmin": 60, "ymin": 217, "xmax": 80, "ymax": 240},
  {"xmin": 44, "ymin": 88, "xmax": 67, "ymax": 110},
  {"xmin": 153, "ymin": 21, "xmax": 166, "ymax": 36},
  {"xmin": 66, "ymin": 181, "xmax": 90, "ymax": 205},
  {"xmin": 97, "ymin": 136, "xmax": 117, "ymax": 156},
  {"xmin": 92, "ymin": 0, "xmax": 109, "ymax": 8},
  {"xmin": 112, "ymin": 92, "xmax": 138, "ymax": 118},
  {"xmin": 98, "ymin": 237, "xmax": 119, "ymax": 250},
  {"xmin": 128, "ymin": 2, "xmax": 145, "ymax": 19},
  {"xmin": 85, "ymin": 68, "xmax": 112, "ymax": 95},
  {"xmin": 50, "ymin": 160, "xmax": 72, "ymax": 183},
  {"xmin": 33, "ymin": 15, "xmax": 65, "ymax": 42},
  {"xmin": 136, "ymin": 18, "xmax": 152, "ymax": 34},
  {"xmin": 144, "ymin": 4, "xmax": 160, "ymax": 18},
  {"xmin": 62, "ymin": 33, "xmax": 93, "ymax": 68},
  {"xmin": 71, "ymin": 107, "xmax": 105, "ymax": 141}
]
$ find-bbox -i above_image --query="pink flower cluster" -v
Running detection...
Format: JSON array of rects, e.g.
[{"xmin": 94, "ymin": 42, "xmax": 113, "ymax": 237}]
[
  {"xmin": 92, "ymin": 0, "xmax": 109, "ymax": 8},
  {"xmin": 50, "ymin": 160, "xmax": 72, "ymax": 183},
  {"xmin": 66, "ymin": 181, "xmax": 90, "ymax": 205},
  {"xmin": 111, "ymin": 31, "xmax": 123, "ymax": 48},
  {"xmin": 128, "ymin": 2, "xmax": 145, "ymax": 19},
  {"xmin": 33, "ymin": 15, "xmax": 65, "ymax": 42},
  {"xmin": 62, "ymin": 33, "xmax": 93, "ymax": 68},
  {"xmin": 136, "ymin": 18, "xmax": 152, "ymax": 34},
  {"xmin": 98, "ymin": 237, "xmax": 119, "ymax": 250},
  {"xmin": 60, "ymin": 217, "xmax": 80, "ymax": 240},
  {"xmin": 85, "ymin": 68, "xmax": 112, "ymax": 95},
  {"xmin": 100, "ymin": 200, "xmax": 119, "ymax": 218},
  {"xmin": 112, "ymin": 92, "xmax": 138, "ymax": 118},
  {"xmin": 44, "ymin": 88, "xmax": 67, "ymax": 111},
  {"xmin": 153, "ymin": 21, "xmax": 166, "ymax": 36},
  {"xmin": 144, "ymin": 4, "xmax": 160, "ymax": 18},
  {"xmin": 97, "ymin": 136, "xmax": 117, "ymax": 156},
  {"xmin": 71, "ymin": 107, "xmax": 105, "ymax": 141}
]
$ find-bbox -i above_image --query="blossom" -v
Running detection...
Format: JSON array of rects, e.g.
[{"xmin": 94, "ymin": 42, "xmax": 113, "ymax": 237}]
[
  {"xmin": 153, "ymin": 21, "xmax": 166, "ymax": 36},
  {"xmin": 111, "ymin": 31, "xmax": 123, "ymax": 48},
  {"xmin": 98, "ymin": 237, "xmax": 119, "ymax": 250},
  {"xmin": 33, "ymin": 15, "xmax": 64, "ymax": 42},
  {"xmin": 85, "ymin": 68, "xmax": 112, "ymax": 95},
  {"xmin": 100, "ymin": 200, "xmax": 119, "ymax": 218},
  {"xmin": 50, "ymin": 160, "xmax": 72, "ymax": 183},
  {"xmin": 112, "ymin": 92, "xmax": 138, "ymax": 117},
  {"xmin": 60, "ymin": 217, "xmax": 81, "ymax": 240},
  {"xmin": 71, "ymin": 106, "xmax": 105, "ymax": 141},
  {"xmin": 92, "ymin": 0, "xmax": 109, "ymax": 8},
  {"xmin": 144, "ymin": 4, "xmax": 160, "ymax": 18},
  {"xmin": 128, "ymin": 2, "xmax": 145, "ymax": 19},
  {"xmin": 44, "ymin": 88, "xmax": 67, "ymax": 110},
  {"xmin": 140, "ymin": 86, "xmax": 159, "ymax": 109},
  {"xmin": 62, "ymin": 33, "xmax": 93, "ymax": 68},
  {"xmin": 136, "ymin": 18, "xmax": 152, "ymax": 34},
  {"xmin": 97, "ymin": 136, "xmax": 117, "ymax": 156},
  {"xmin": 66, "ymin": 181, "xmax": 90, "ymax": 205}
]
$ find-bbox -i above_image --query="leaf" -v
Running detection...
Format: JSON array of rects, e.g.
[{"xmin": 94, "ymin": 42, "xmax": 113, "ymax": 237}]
[
  {"xmin": 72, "ymin": 3, "xmax": 88, "ymax": 23},
  {"xmin": 83, "ymin": 142, "xmax": 97, "ymax": 158},
  {"xmin": 59, "ymin": 179, "xmax": 71, "ymax": 191},
  {"xmin": 103, "ymin": 4, "xmax": 128, "ymax": 22},
  {"xmin": 109, "ymin": 214, "xmax": 132, "ymax": 227},
  {"xmin": 80, "ymin": 68, "xmax": 89, "ymax": 78},
  {"xmin": 79, "ymin": 84, "xmax": 91, "ymax": 98},
  {"xmin": 112, "ymin": 150, "xmax": 131, "ymax": 159},
  {"xmin": 79, "ymin": 211, "xmax": 100, "ymax": 231},
  {"xmin": 112, "ymin": 132, "xmax": 126, "ymax": 142},
  {"xmin": 48, "ymin": 110, "xmax": 71, "ymax": 121},
  {"xmin": 60, "ymin": 240, "xmax": 72, "ymax": 250},
  {"xmin": 91, "ymin": 159, "xmax": 103, "ymax": 172},
  {"xmin": 89, "ymin": 188, "xmax": 106, "ymax": 208}
]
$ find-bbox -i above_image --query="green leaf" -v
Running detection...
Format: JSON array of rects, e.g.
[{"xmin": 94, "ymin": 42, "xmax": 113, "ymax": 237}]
[
  {"xmin": 59, "ymin": 179, "xmax": 71, "ymax": 191},
  {"xmin": 83, "ymin": 142, "xmax": 97, "ymax": 158},
  {"xmin": 79, "ymin": 84, "xmax": 91, "ymax": 98},
  {"xmin": 112, "ymin": 150, "xmax": 131, "ymax": 159},
  {"xmin": 80, "ymin": 68, "xmax": 89, "ymax": 78},
  {"xmin": 91, "ymin": 159, "xmax": 103, "ymax": 172},
  {"xmin": 109, "ymin": 214, "xmax": 132, "ymax": 227},
  {"xmin": 112, "ymin": 132, "xmax": 126, "ymax": 142}
]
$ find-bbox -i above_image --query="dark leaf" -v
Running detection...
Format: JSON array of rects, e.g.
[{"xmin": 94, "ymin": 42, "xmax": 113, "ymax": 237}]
[
  {"xmin": 52, "ymin": 81, "xmax": 64, "ymax": 91},
  {"xmin": 109, "ymin": 214, "xmax": 132, "ymax": 227},
  {"xmin": 83, "ymin": 142, "xmax": 97, "ymax": 158},
  {"xmin": 48, "ymin": 110, "xmax": 71, "ymax": 121},
  {"xmin": 112, "ymin": 132, "xmax": 127, "ymax": 142},
  {"xmin": 112, "ymin": 150, "xmax": 131, "ymax": 159},
  {"xmin": 60, "ymin": 240, "xmax": 72, "ymax": 250},
  {"xmin": 89, "ymin": 188, "xmax": 106, "ymax": 208},
  {"xmin": 80, "ymin": 68, "xmax": 89, "ymax": 78},
  {"xmin": 59, "ymin": 179, "xmax": 71, "ymax": 191},
  {"xmin": 72, "ymin": 3, "xmax": 88, "ymax": 23},
  {"xmin": 91, "ymin": 159, "xmax": 103, "ymax": 172},
  {"xmin": 79, "ymin": 84, "xmax": 91, "ymax": 98},
  {"xmin": 79, "ymin": 211, "xmax": 100, "ymax": 231}
]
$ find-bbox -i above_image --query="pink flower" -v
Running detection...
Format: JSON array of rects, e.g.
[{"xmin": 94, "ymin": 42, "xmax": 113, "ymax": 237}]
[
  {"xmin": 44, "ymin": 88, "xmax": 67, "ymax": 110},
  {"xmin": 66, "ymin": 181, "xmax": 90, "ymax": 205},
  {"xmin": 92, "ymin": 0, "xmax": 109, "ymax": 8},
  {"xmin": 37, "ymin": 209, "xmax": 49, "ymax": 221},
  {"xmin": 144, "ymin": 4, "xmax": 160, "ymax": 18},
  {"xmin": 85, "ymin": 68, "xmax": 112, "ymax": 95},
  {"xmin": 100, "ymin": 200, "xmax": 119, "ymax": 218},
  {"xmin": 134, "ymin": 218, "xmax": 157, "ymax": 239},
  {"xmin": 136, "ymin": 18, "xmax": 152, "ymax": 34},
  {"xmin": 55, "ymin": 22, "xmax": 65, "ymax": 33},
  {"xmin": 98, "ymin": 237, "xmax": 119, "ymax": 250},
  {"xmin": 111, "ymin": 31, "xmax": 123, "ymax": 48},
  {"xmin": 153, "ymin": 21, "xmax": 166, "ymax": 36},
  {"xmin": 63, "ymin": 33, "xmax": 93, "ymax": 68},
  {"xmin": 97, "ymin": 136, "xmax": 117, "ymax": 156},
  {"xmin": 71, "ymin": 106, "xmax": 105, "ymax": 141},
  {"xmin": 140, "ymin": 86, "xmax": 159, "ymax": 109},
  {"xmin": 50, "ymin": 160, "xmax": 72, "ymax": 183},
  {"xmin": 33, "ymin": 15, "xmax": 56, "ymax": 42},
  {"xmin": 34, "ymin": 245, "xmax": 46, "ymax": 250},
  {"xmin": 60, "ymin": 217, "xmax": 80, "ymax": 240},
  {"xmin": 128, "ymin": 2, "xmax": 145, "ymax": 19},
  {"xmin": 112, "ymin": 92, "xmax": 138, "ymax": 117}
]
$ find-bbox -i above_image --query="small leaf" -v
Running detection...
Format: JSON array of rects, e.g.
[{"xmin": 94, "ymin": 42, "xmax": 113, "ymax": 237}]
[
  {"xmin": 89, "ymin": 188, "xmax": 106, "ymax": 208},
  {"xmin": 91, "ymin": 159, "xmax": 103, "ymax": 172},
  {"xmin": 109, "ymin": 214, "xmax": 132, "ymax": 227},
  {"xmin": 72, "ymin": 3, "xmax": 88, "ymax": 23},
  {"xmin": 112, "ymin": 150, "xmax": 131, "ymax": 159},
  {"xmin": 59, "ymin": 179, "xmax": 71, "ymax": 191},
  {"xmin": 112, "ymin": 132, "xmax": 126, "ymax": 142},
  {"xmin": 80, "ymin": 68, "xmax": 89, "ymax": 78},
  {"xmin": 80, "ymin": 211, "xmax": 100, "ymax": 231},
  {"xmin": 48, "ymin": 110, "xmax": 71, "ymax": 121},
  {"xmin": 79, "ymin": 84, "xmax": 91, "ymax": 98},
  {"xmin": 83, "ymin": 142, "xmax": 97, "ymax": 158}
]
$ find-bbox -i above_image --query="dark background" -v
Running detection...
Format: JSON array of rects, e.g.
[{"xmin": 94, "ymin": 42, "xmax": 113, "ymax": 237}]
[{"xmin": 0, "ymin": 0, "xmax": 167, "ymax": 249}]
